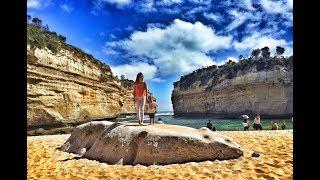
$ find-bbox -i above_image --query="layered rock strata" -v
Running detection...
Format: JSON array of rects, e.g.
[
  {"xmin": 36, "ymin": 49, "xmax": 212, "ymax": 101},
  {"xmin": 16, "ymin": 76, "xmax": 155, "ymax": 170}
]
[
  {"xmin": 27, "ymin": 25, "xmax": 157, "ymax": 130},
  {"xmin": 172, "ymin": 58, "xmax": 293, "ymax": 118}
]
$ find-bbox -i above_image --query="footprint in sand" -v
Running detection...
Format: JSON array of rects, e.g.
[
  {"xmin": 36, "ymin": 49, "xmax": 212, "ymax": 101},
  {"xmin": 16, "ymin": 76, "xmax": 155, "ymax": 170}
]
[{"xmin": 254, "ymin": 168, "xmax": 266, "ymax": 173}]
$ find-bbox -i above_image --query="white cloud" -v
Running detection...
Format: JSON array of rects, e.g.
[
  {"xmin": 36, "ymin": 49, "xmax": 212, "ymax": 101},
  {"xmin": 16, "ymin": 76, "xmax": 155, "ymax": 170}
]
[
  {"xmin": 103, "ymin": 0, "xmax": 132, "ymax": 6},
  {"xmin": 226, "ymin": 10, "xmax": 262, "ymax": 32},
  {"xmin": 111, "ymin": 62, "xmax": 157, "ymax": 80},
  {"xmin": 225, "ymin": 56, "xmax": 239, "ymax": 63},
  {"xmin": 27, "ymin": 0, "xmax": 51, "ymax": 9},
  {"xmin": 203, "ymin": 12, "xmax": 223, "ymax": 22},
  {"xmin": 27, "ymin": 0, "xmax": 40, "ymax": 9},
  {"xmin": 150, "ymin": 78, "xmax": 166, "ymax": 82},
  {"xmin": 108, "ymin": 19, "xmax": 232, "ymax": 76},
  {"xmin": 60, "ymin": 4, "xmax": 73, "ymax": 13},
  {"xmin": 103, "ymin": 42, "xmax": 120, "ymax": 55},
  {"xmin": 84, "ymin": 48, "xmax": 92, "ymax": 54},
  {"xmin": 283, "ymin": 41, "xmax": 293, "ymax": 57},
  {"xmin": 124, "ymin": 25, "xmax": 134, "ymax": 31},
  {"xmin": 157, "ymin": 0, "xmax": 183, "ymax": 6},
  {"xmin": 245, "ymin": 22, "xmax": 260, "ymax": 32},
  {"xmin": 147, "ymin": 23, "xmax": 166, "ymax": 29},
  {"xmin": 260, "ymin": 0, "xmax": 286, "ymax": 14},
  {"xmin": 226, "ymin": 10, "xmax": 249, "ymax": 32},
  {"xmin": 260, "ymin": 0, "xmax": 292, "ymax": 22},
  {"xmin": 92, "ymin": 0, "xmax": 132, "ymax": 10},
  {"xmin": 257, "ymin": 0, "xmax": 291, "ymax": 13},
  {"xmin": 99, "ymin": 32, "xmax": 105, "ymax": 36},
  {"xmin": 160, "ymin": 7, "xmax": 181, "ymax": 14},
  {"xmin": 233, "ymin": 32, "xmax": 289, "ymax": 54},
  {"xmin": 184, "ymin": 6, "xmax": 208, "ymax": 20},
  {"xmin": 103, "ymin": 48, "xmax": 119, "ymax": 55},
  {"xmin": 125, "ymin": 19, "xmax": 232, "ymax": 54},
  {"xmin": 188, "ymin": 0, "xmax": 211, "ymax": 5},
  {"xmin": 217, "ymin": 56, "xmax": 239, "ymax": 66},
  {"xmin": 286, "ymin": 0, "xmax": 293, "ymax": 10},
  {"xmin": 241, "ymin": 0, "xmax": 255, "ymax": 10},
  {"xmin": 283, "ymin": 47, "xmax": 293, "ymax": 57},
  {"xmin": 261, "ymin": 21, "xmax": 287, "ymax": 38},
  {"xmin": 110, "ymin": 34, "xmax": 116, "ymax": 39},
  {"xmin": 136, "ymin": 0, "xmax": 157, "ymax": 12}
]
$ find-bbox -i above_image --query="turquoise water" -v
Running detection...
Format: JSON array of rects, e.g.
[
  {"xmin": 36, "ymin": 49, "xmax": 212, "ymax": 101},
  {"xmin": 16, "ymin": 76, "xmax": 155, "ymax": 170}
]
[{"xmin": 117, "ymin": 114, "xmax": 293, "ymax": 131}]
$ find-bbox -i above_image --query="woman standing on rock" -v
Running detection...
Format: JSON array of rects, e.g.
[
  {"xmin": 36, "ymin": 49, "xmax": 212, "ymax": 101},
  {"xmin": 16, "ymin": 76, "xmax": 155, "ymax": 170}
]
[{"xmin": 133, "ymin": 72, "xmax": 148, "ymax": 125}]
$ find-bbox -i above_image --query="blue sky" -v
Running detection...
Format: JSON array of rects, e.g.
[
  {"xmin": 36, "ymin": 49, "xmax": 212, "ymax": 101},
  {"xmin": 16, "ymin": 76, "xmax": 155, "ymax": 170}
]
[{"xmin": 27, "ymin": 0, "xmax": 293, "ymax": 111}]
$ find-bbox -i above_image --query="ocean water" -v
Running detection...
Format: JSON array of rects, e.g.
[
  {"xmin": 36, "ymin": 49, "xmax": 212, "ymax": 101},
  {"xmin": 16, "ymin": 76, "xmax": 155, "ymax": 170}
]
[{"xmin": 116, "ymin": 112, "xmax": 293, "ymax": 131}]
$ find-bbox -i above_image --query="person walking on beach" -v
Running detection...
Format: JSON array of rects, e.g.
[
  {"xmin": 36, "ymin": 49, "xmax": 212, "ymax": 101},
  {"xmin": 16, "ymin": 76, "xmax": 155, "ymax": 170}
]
[
  {"xmin": 243, "ymin": 118, "xmax": 249, "ymax": 131},
  {"xmin": 212, "ymin": 124, "xmax": 216, "ymax": 131},
  {"xmin": 281, "ymin": 120, "xmax": 286, "ymax": 130},
  {"xmin": 271, "ymin": 121, "xmax": 278, "ymax": 130},
  {"xmin": 253, "ymin": 114, "xmax": 262, "ymax": 130},
  {"xmin": 133, "ymin": 72, "xmax": 148, "ymax": 125},
  {"xmin": 240, "ymin": 115, "xmax": 250, "ymax": 131},
  {"xmin": 207, "ymin": 120, "xmax": 213, "ymax": 130}
]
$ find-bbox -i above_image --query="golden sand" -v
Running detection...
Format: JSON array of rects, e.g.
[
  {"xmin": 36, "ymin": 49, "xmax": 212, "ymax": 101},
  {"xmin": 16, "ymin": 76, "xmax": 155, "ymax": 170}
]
[{"xmin": 27, "ymin": 130, "xmax": 293, "ymax": 179}]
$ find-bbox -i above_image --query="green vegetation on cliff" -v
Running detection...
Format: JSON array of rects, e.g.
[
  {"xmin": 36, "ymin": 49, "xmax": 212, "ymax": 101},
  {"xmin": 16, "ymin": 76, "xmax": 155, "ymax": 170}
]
[
  {"xmin": 27, "ymin": 16, "xmax": 113, "ymax": 77},
  {"xmin": 174, "ymin": 49, "xmax": 293, "ymax": 92},
  {"xmin": 27, "ymin": 16, "xmax": 142, "ymax": 90}
]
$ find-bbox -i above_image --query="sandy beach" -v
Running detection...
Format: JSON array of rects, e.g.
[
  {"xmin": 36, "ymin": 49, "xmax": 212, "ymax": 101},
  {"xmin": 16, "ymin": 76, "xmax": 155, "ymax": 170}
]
[{"xmin": 27, "ymin": 130, "xmax": 293, "ymax": 179}]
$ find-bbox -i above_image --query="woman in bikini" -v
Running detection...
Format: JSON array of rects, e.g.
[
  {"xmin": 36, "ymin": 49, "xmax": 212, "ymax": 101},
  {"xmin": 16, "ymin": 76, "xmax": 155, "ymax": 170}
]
[{"xmin": 133, "ymin": 72, "xmax": 148, "ymax": 125}]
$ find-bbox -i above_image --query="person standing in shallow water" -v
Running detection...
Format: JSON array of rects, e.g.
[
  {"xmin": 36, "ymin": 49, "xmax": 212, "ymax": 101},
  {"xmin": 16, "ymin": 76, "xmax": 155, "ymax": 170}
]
[
  {"xmin": 133, "ymin": 72, "xmax": 148, "ymax": 125},
  {"xmin": 243, "ymin": 119, "xmax": 249, "ymax": 131},
  {"xmin": 207, "ymin": 120, "xmax": 213, "ymax": 130},
  {"xmin": 281, "ymin": 120, "xmax": 286, "ymax": 130},
  {"xmin": 271, "ymin": 121, "xmax": 278, "ymax": 130},
  {"xmin": 253, "ymin": 114, "xmax": 263, "ymax": 130}
]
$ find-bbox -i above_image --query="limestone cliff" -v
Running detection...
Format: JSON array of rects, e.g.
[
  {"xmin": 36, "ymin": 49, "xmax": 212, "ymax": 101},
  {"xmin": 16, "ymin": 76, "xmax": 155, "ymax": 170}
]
[
  {"xmin": 27, "ymin": 24, "xmax": 157, "ymax": 129},
  {"xmin": 171, "ymin": 57, "xmax": 293, "ymax": 118}
]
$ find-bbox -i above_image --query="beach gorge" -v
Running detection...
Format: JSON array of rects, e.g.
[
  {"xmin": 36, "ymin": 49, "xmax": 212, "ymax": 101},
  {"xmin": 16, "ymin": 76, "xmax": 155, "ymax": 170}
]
[
  {"xmin": 26, "ymin": 0, "xmax": 293, "ymax": 177},
  {"xmin": 27, "ymin": 22, "xmax": 244, "ymax": 162}
]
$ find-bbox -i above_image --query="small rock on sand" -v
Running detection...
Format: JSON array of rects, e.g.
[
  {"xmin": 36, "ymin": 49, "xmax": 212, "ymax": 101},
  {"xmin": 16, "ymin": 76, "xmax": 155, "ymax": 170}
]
[{"xmin": 251, "ymin": 152, "xmax": 260, "ymax": 157}]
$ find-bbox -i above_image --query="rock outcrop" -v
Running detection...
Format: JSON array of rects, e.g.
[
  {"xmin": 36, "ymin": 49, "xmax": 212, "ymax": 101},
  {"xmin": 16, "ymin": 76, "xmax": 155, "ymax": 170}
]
[
  {"xmin": 60, "ymin": 121, "xmax": 243, "ymax": 165},
  {"xmin": 27, "ymin": 24, "xmax": 157, "ymax": 129},
  {"xmin": 172, "ymin": 57, "xmax": 293, "ymax": 118}
]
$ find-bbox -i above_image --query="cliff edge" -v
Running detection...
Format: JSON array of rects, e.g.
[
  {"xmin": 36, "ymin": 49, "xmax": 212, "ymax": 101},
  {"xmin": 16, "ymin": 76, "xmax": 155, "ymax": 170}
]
[
  {"xmin": 171, "ymin": 56, "xmax": 293, "ymax": 118},
  {"xmin": 27, "ymin": 24, "xmax": 157, "ymax": 130}
]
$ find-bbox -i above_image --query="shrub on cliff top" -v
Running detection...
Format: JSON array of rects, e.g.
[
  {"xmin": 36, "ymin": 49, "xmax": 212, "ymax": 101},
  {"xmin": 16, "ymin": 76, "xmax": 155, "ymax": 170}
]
[{"xmin": 176, "ymin": 53, "xmax": 292, "ymax": 91}]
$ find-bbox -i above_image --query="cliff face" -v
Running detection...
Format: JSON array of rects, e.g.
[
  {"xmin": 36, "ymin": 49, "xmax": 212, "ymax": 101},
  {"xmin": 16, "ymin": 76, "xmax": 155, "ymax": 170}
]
[
  {"xmin": 171, "ymin": 57, "xmax": 293, "ymax": 118},
  {"xmin": 27, "ymin": 25, "xmax": 157, "ymax": 128}
]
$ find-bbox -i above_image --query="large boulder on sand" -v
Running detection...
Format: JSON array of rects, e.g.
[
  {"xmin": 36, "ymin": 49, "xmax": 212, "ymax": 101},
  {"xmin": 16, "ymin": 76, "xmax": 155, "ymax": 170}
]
[
  {"xmin": 60, "ymin": 121, "xmax": 243, "ymax": 165},
  {"xmin": 59, "ymin": 121, "xmax": 114, "ymax": 154}
]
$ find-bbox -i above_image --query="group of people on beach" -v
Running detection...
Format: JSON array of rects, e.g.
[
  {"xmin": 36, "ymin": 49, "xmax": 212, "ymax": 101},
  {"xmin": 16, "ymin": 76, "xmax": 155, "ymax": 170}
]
[
  {"xmin": 206, "ymin": 120, "xmax": 216, "ymax": 131},
  {"xmin": 205, "ymin": 114, "xmax": 288, "ymax": 131},
  {"xmin": 241, "ymin": 114, "xmax": 287, "ymax": 131}
]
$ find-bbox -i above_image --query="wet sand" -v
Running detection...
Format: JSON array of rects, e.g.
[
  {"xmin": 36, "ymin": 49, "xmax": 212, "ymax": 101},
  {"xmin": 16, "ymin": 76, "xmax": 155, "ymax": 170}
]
[{"xmin": 27, "ymin": 130, "xmax": 293, "ymax": 179}]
